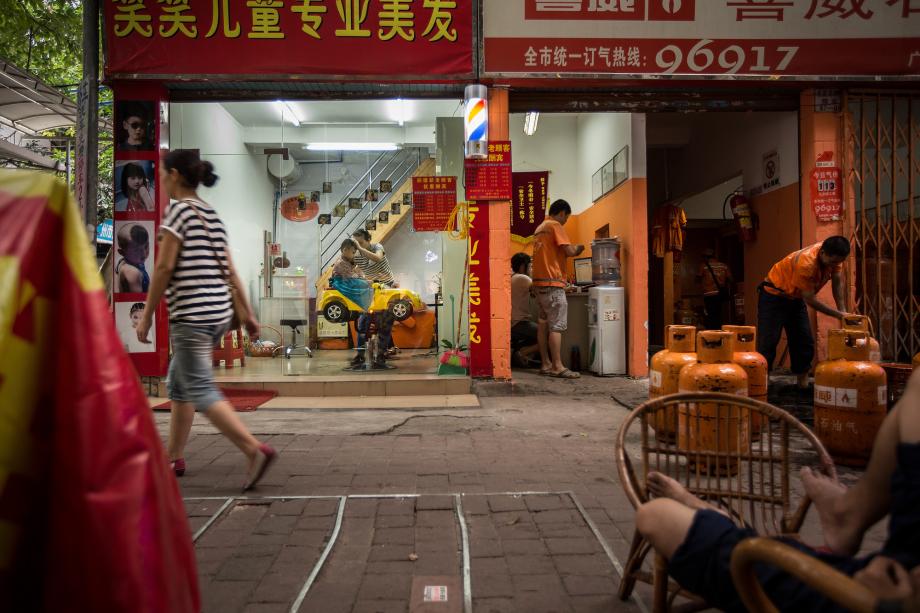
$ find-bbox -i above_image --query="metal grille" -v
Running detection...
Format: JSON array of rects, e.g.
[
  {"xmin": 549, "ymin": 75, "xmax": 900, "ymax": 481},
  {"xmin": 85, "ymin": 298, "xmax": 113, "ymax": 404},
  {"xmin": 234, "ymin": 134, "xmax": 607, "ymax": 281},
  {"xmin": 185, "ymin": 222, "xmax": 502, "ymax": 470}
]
[{"xmin": 845, "ymin": 93, "xmax": 920, "ymax": 363}]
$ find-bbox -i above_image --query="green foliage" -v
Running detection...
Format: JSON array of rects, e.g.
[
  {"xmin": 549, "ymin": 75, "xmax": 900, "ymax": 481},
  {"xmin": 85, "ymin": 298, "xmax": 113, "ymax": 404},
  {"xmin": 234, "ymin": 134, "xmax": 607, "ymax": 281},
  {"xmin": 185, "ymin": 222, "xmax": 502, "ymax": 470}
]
[
  {"xmin": 440, "ymin": 339, "xmax": 468, "ymax": 353},
  {"xmin": 0, "ymin": 0, "xmax": 114, "ymax": 224}
]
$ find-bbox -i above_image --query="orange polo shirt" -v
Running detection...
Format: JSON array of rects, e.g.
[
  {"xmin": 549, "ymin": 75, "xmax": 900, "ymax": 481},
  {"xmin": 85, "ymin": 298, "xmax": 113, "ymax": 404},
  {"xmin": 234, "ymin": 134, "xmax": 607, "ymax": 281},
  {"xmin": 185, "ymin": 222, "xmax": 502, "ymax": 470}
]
[
  {"xmin": 532, "ymin": 219, "xmax": 571, "ymax": 288},
  {"xmin": 765, "ymin": 243, "xmax": 841, "ymax": 299}
]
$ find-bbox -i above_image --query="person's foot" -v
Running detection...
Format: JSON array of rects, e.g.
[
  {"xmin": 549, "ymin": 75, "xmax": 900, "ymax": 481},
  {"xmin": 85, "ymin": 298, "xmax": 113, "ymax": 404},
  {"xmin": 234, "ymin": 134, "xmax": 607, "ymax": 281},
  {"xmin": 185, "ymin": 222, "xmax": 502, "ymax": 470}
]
[
  {"xmin": 800, "ymin": 467, "xmax": 861, "ymax": 555},
  {"xmin": 647, "ymin": 472, "xmax": 710, "ymax": 511},
  {"xmin": 243, "ymin": 445, "xmax": 277, "ymax": 492},
  {"xmin": 170, "ymin": 458, "xmax": 186, "ymax": 477},
  {"xmin": 350, "ymin": 353, "xmax": 365, "ymax": 367}
]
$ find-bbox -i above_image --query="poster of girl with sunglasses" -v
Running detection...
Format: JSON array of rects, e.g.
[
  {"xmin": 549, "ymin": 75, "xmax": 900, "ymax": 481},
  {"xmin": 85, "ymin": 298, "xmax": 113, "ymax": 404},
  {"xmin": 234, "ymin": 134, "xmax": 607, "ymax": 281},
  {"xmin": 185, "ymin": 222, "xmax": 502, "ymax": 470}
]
[{"xmin": 116, "ymin": 100, "xmax": 154, "ymax": 152}]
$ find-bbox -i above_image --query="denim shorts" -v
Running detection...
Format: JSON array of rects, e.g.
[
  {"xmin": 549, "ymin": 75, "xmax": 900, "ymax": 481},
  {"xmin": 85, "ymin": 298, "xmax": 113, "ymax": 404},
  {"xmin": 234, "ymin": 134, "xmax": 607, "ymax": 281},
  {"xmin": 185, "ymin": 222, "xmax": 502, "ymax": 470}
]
[{"xmin": 166, "ymin": 322, "xmax": 228, "ymax": 412}]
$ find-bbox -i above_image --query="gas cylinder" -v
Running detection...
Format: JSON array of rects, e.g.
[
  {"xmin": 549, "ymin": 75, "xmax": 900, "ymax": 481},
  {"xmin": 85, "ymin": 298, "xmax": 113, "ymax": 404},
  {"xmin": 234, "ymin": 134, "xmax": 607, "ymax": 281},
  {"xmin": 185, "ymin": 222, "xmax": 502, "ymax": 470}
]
[
  {"xmin": 649, "ymin": 326, "xmax": 697, "ymax": 441},
  {"xmin": 723, "ymin": 325, "xmax": 768, "ymax": 436},
  {"xmin": 678, "ymin": 331, "xmax": 749, "ymax": 475},
  {"xmin": 842, "ymin": 315, "xmax": 881, "ymax": 362},
  {"xmin": 814, "ymin": 329, "xmax": 887, "ymax": 468}
]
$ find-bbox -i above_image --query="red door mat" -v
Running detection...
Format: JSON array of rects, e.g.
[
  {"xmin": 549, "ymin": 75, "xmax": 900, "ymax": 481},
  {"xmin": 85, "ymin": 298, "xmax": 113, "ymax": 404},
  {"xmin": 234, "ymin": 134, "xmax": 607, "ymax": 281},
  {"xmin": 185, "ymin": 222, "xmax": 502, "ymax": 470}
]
[{"xmin": 151, "ymin": 388, "xmax": 277, "ymax": 412}]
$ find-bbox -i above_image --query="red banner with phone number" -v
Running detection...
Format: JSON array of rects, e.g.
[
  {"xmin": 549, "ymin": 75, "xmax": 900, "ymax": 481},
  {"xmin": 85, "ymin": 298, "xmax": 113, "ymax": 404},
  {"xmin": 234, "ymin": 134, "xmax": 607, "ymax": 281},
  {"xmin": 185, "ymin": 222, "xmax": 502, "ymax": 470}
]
[
  {"xmin": 104, "ymin": 0, "xmax": 474, "ymax": 79},
  {"xmin": 467, "ymin": 202, "xmax": 492, "ymax": 378}
]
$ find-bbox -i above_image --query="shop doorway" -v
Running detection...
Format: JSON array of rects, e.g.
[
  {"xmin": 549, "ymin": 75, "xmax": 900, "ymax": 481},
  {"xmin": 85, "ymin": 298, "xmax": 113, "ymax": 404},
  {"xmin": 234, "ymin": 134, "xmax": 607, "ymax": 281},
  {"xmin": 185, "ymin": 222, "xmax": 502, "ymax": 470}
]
[{"xmin": 167, "ymin": 98, "xmax": 467, "ymax": 379}]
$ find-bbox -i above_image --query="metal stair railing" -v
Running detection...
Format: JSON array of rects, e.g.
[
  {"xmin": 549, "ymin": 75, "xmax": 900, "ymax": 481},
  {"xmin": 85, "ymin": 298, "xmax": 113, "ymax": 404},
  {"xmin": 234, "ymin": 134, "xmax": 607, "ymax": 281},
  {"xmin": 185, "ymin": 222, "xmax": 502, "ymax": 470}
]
[{"xmin": 319, "ymin": 147, "xmax": 423, "ymax": 270}]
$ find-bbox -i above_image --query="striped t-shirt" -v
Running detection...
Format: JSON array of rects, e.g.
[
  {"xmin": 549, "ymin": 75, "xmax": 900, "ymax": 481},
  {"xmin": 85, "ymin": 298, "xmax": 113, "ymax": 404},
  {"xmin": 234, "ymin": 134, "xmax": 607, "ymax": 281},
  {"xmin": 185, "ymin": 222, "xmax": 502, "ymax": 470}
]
[
  {"xmin": 160, "ymin": 199, "xmax": 233, "ymax": 326},
  {"xmin": 353, "ymin": 243, "xmax": 395, "ymax": 284}
]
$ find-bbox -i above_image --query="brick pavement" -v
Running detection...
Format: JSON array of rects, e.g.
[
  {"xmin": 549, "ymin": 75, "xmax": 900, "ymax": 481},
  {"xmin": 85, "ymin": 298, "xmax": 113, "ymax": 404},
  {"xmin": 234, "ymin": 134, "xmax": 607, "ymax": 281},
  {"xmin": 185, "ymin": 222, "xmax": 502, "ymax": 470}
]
[{"xmin": 162, "ymin": 393, "xmax": 877, "ymax": 613}]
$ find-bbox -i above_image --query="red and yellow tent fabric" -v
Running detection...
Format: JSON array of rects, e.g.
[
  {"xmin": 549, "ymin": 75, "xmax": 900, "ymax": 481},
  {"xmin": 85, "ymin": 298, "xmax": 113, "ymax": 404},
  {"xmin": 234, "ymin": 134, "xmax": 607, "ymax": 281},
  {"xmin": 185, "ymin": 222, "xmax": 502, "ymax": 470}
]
[{"xmin": 0, "ymin": 170, "xmax": 199, "ymax": 612}]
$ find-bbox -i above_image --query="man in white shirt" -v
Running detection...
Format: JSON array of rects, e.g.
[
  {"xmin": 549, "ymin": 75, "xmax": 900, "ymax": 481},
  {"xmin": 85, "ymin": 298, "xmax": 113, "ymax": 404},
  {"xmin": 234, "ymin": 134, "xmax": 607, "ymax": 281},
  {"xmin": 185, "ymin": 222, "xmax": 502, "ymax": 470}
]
[{"xmin": 511, "ymin": 252, "xmax": 540, "ymax": 368}]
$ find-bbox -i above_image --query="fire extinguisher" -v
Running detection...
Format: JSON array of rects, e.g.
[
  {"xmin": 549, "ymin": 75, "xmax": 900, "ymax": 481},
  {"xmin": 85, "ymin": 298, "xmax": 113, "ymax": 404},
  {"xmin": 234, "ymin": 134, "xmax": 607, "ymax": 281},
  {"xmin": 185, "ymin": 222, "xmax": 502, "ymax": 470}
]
[{"xmin": 725, "ymin": 193, "xmax": 756, "ymax": 242}]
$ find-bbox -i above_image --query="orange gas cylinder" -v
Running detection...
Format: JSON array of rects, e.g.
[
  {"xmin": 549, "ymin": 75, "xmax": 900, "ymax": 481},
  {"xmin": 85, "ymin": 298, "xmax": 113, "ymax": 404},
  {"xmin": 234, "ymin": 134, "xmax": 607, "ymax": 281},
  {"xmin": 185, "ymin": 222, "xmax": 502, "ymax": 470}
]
[
  {"xmin": 814, "ymin": 330, "xmax": 887, "ymax": 468},
  {"xmin": 678, "ymin": 331, "xmax": 749, "ymax": 475},
  {"xmin": 723, "ymin": 325, "xmax": 768, "ymax": 436},
  {"xmin": 842, "ymin": 315, "xmax": 881, "ymax": 362},
  {"xmin": 650, "ymin": 326, "xmax": 697, "ymax": 441},
  {"xmin": 913, "ymin": 352, "xmax": 920, "ymax": 370}
]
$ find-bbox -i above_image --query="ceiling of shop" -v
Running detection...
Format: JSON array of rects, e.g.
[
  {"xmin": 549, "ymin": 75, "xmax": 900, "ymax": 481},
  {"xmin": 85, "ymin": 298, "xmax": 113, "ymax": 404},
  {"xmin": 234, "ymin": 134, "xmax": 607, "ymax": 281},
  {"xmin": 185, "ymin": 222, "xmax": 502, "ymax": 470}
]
[{"xmin": 221, "ymin": 99, "xmax": 462, "ymax": 128}]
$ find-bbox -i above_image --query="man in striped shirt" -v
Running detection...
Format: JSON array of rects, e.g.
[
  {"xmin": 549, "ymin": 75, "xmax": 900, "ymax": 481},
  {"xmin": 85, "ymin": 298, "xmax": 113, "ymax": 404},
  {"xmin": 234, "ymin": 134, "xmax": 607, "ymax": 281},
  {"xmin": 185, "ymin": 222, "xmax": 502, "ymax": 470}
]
[{"xmin": 351, "ymin": 229, "xmax": 397, "ymax": 362}]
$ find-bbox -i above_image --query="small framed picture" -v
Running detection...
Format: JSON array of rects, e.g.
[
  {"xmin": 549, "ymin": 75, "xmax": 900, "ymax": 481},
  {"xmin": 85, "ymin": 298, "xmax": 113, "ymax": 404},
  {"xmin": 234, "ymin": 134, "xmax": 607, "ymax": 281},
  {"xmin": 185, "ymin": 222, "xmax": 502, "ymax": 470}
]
[
  {"xmin": 348, "ymin": 198, "xmax": 362, "ymax": 209},
  {"xmin": 601, "ymin": 158, "xmax": 615, "ymax": 195},
  {"xmin": 378, "ymin": 211, "xmax": 389, "ymax": 223},
  {"xmin": 591, "ymin": 168, "xmax": 603, "ymax": 202},
  {"xmin": 333, "ymin": 204, "xmax": 346, "ymax": 217},
  {"xmin": 365, "ymin": 220, "xmax": 377, "ymax": 231},
  {"xmin": 379, "ymin": 180, "xmax": 392, "ymax": 193},
  {"xmin": 365, "ymin": 189, "xmax": 378, "ymax": 202},
  {"xmin": 612, "ymin": 145, "xmax": 629, "ymax": 189},
  {"xmin": 322, "ymin": 181, "xmax": 332, "ymax": 193},
  {"xmin": 391, "ymin": 202, "xmax": 401, "ymax": 215},
  {"xmin": 318, "ymin": 214, "xmax": 332, "ymax": 225},
  {"xmin": 310, "ymin": 191, "xmax": 320, "ymax": 203},
  {"xmin": 114, "ymin": 160, "xmax": 156, "ymax": 212},
  {"xmin": 116, "ymin": 100, "xmax": 155, "ymax": 152},
  {"xmin": 402, "ymin": 193, "xmax": 412, "ymax": 205}
]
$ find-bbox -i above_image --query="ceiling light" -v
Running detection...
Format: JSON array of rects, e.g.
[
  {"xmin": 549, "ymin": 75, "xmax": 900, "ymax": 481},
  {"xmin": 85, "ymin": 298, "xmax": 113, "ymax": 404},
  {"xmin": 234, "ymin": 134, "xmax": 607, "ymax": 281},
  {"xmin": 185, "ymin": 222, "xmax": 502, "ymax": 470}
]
[
  {"xmin": 276, "ymin": 100, "xmax": 301, "ymax": 127},
  {"xmin": 397, "ymin": 98, "xmax": 405, "ymax": 127},
  {"xmin": 305, "ymin": 142, "xmax": 399, "ymax": 151},
  {"xmin": 523, "ymin": 111, "xmax": 539, "ymax": 136}
]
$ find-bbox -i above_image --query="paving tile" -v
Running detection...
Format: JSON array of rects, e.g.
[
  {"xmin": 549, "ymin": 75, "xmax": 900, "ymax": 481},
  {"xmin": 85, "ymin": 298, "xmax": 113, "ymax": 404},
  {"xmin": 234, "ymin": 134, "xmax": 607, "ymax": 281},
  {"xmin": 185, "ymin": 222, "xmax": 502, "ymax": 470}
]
[
  {"xmin": 562, "ymin": 575, "xmax": 618, "ymax": 596},
  {"xmin": 416, "ymin": 494, "xmax": 456, "ymax": 510},
  {"xmin": 472, "ymin": 597, "xmax": 517, "ymax": 613},
  {"xmin": 504, "ymin": 554, "xmax": 556, "ymax": 575},
  {"xmin": 487, "ymin": 495, "xmax": 527, "ymax": 512},
  {"xmin": 357, "ymin": 572, "xmax": 413, "ymax": 601}
]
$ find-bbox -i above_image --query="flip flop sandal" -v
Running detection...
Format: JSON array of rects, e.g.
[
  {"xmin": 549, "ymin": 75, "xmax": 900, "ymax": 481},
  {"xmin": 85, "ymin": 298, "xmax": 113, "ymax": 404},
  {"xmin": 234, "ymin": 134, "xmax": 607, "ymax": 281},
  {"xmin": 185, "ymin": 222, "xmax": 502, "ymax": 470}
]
[
  {"xmin": 549, "ymin": 369, "xmax": 581, "ymax": 379},
  {"xmin": 539, "ymin": 369, "xmax": 553, "ymax": 376}
]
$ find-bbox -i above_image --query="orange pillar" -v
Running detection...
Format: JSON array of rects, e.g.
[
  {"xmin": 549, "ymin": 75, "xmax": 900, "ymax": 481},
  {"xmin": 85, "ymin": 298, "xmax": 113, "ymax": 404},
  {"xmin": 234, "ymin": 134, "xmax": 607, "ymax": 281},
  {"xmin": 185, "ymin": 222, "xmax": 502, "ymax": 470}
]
[
  {"xmin": 799, "ymin": 89, "xmax": 848, "ymax": 363},
  {"xmin": 487, "ymin": 87, "xmax": 511, "ymax": 379}
]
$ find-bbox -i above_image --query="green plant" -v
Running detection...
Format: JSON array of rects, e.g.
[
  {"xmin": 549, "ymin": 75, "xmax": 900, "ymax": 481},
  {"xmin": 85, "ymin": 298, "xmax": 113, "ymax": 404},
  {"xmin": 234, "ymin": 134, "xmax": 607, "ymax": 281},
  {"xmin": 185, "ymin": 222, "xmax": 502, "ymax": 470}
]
[{"xmin": 441, "ymin": 339, "xmax": 468, "ymax": 353}]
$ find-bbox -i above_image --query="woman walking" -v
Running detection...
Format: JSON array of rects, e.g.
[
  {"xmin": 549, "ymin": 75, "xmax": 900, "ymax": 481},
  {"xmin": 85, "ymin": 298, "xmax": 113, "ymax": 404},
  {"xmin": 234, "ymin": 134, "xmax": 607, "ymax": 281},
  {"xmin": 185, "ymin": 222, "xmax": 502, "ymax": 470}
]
[{"xmin": 136, "ymin": 150, "xmax": 276, "ymax": 491}]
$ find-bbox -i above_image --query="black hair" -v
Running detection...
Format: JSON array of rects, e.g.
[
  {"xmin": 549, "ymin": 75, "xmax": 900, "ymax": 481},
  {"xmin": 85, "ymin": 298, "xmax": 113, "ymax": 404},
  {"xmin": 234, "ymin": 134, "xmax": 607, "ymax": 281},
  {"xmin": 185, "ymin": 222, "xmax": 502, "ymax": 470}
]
[
  {"xmin": 352, "ymin": 229, "xmax": 371, "ymax": 241},
  {"xmin": 130, "ymin": 302, "xmax": 145, "ymax": 315},
  {"xmin": 120, "ymin": 162, "xmax": 147, "ymax": 197},
  {"xmin": 120, "ymin": 102, "xmax": 148, "ymax": 122},
  {"xmin": 511, "ymin": 252, "xmax": 531, "ymax": 273},
  {"xmin": 341, "ymin": 238, "xmax": 358, "ymax": 251},
  {"xmin": 821, "ymin": 235, "xmax": 851, "ymax": 258},
  {"xmin": 548, "ymin": 199, "xmax": 572, "ymax": 217},
  {"xmin": 130, "ymin": 224, "xmax": 149, "ymax": 247},
  {"xmin": 163, "ymin": 149, "xmax": 218, "ymax": 189}
]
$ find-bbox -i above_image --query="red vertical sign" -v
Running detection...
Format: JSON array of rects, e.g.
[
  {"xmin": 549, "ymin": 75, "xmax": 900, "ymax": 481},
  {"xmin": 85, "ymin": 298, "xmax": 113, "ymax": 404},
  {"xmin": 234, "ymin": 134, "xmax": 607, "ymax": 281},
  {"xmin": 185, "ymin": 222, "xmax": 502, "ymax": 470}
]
[
  {"xmin": 468, "ymin": 202, "xmax": 492, "ymax": 378},
  {"xmin": 810, "ymin": 152, "xmax": 843, "ymax": 221},
  {"xmin": 412, "ymin": 176, "xmax": 457, "ymax": 232},
  {"xmin": 464, "ymin": 141, "xmax": 512, "ymax": 201},
  {"xmin": 510, "ymin": 171, "xmax": 548, "ymax": 240}
]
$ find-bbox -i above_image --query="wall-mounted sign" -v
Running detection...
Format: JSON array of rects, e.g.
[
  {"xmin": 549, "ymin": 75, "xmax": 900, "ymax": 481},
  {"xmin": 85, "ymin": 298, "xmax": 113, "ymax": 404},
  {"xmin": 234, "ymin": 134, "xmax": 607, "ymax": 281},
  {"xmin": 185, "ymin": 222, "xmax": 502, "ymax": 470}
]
[
  {"xmin": 391, "ymin": 202, "xmax": 402, "ymax": 215},
  {"xmin": 465, "ymin": 141, "xmax": 512, "ymax": 201},
  {"xmin": 322, "ymin": 181, "xmax": 333, "ymax": 193},
  {"xmin": 348, "ymin": 198, "xmax": 362, "ymax": 209},
  {"xmin": 468, "ymin": 202, "xmax": 492, "ymax": 378},
  {"xmin": 483, "ymin": 0, "xmax": 920, "ymax": 78},
  {"xmin": 762, "ymin": 150, "xmax": 780, "ymax": 193},
  {"xmin": 318, "ymin": 316, "xmax": 348, "ymax": 338},
  {"xmin": 811, "ymin": 152, "xmax": 843, "ymax": 222},
  {"xmin": 815, "ymin": 89, "xmax": 842, "ymax": 113},
  {"xmin": 318, "ymin": 214, "xmax": 332, "ymax": 225},
  {"xmin": 511, "ymin": 171, "xmax": 548, "ymax": 241},
  {"xmin": 379, "ymin": 211, "xmax": 390, "ymax": 223},
  {"xmin": 105, "ymin": 0, "xmax": 474, "ymax": 79},
  {"xmin": 412, "ymin": 176, "xmax": 457, "ymax": 232}
]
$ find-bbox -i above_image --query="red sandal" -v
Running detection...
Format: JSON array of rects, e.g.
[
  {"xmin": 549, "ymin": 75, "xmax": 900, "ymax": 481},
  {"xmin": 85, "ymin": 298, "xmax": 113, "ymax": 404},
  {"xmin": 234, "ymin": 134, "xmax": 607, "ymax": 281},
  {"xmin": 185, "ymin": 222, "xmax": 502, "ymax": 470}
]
[{"xmin": 170, "ymin": 458, "xmax": 186, "ymax": 477}]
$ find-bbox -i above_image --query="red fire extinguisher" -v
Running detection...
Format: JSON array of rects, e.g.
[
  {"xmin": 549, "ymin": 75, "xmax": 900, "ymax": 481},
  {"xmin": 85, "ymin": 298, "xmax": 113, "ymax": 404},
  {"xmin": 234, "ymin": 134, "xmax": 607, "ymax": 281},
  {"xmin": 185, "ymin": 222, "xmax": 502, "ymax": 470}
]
[{"xmin": 728, "ymin": 194, "xmax": 756, "ymax": 241}]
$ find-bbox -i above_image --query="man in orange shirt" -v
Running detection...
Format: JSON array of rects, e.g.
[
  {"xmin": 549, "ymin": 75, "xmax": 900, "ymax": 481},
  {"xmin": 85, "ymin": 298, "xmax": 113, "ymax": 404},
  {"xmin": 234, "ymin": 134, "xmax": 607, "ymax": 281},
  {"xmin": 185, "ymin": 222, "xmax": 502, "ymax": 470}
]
[
  {"xmin": 757, "ymin": 236, "xmax": 851, "ymax": 389},
  {"xmin": 696, "ymin": 248, "xmax": 733, "ymax": 330},
  {"xmin": 532, "ymin": 199, "xmax": 585, "ymax": 378}
]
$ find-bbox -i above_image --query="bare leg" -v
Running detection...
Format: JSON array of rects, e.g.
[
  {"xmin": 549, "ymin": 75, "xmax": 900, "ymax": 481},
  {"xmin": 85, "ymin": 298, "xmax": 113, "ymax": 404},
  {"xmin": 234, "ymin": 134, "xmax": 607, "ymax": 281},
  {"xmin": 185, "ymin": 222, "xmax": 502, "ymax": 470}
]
[
  {"xmin": 636, "ymin": 498, "xmax": 699, "ymax": 559},
  {"xmin": 648, "ymin": 472, "xmax": 730, "ymax": 517},
  {"xmin": 520, "ymin": 343, "xmax": 540, "ymax": 361},
  {"xmin": 803, "ymin": 371, "xmax": 920, "ymax": 555},
  {"xmin": 537, "ymin": 318, "xmax": 551, "ymax": 371},
  {"xmin": 204, "ymin": 400, "xmax": 261, "ymax": 463},
  {"xmin": 167, "ymin": 401, "xmax": 195, "ymax": 461},
  {"xmin": 548, "ymin": 330, "xmax": 565, "ymax": 372}
]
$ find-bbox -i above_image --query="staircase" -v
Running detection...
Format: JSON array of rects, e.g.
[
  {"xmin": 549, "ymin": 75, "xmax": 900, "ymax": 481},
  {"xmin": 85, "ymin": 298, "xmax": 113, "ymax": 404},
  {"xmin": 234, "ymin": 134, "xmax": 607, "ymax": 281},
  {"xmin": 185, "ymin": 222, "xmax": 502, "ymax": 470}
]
[{"xmin": 315, "ymin": 153, "xmax": 436, "ymax": 293}]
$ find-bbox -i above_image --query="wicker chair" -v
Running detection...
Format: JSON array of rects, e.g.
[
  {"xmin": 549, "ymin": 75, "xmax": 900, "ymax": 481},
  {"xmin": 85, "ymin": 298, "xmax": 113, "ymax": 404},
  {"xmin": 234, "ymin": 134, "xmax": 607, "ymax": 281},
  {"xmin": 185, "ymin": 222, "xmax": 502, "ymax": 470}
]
[
  {"xmin": 615, "ymin": 392, "xmax": 836, "ymax": 613},
  {"xmin": 730, "ymin": 537, "xmax": 883, "ymax": 613}
]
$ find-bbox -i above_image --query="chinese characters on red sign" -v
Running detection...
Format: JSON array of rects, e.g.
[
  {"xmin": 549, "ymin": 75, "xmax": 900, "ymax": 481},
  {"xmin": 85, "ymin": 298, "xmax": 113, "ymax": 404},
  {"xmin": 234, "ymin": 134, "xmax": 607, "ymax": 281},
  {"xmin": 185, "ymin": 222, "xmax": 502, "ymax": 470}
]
[
  {"xmin": 484, "ymin": 0, "xmax": 920, "ymax": 77},
  {"xmin": 412, "ymin": 176, "xmax": 457, "ymax": 232},
  {"xmin": 510, "ymin": 171, "xmax": 548, "ymax": 241},
  {"xmin": 106, "ymin": 0, "xmax": 473, "ymax": 78},
  {"xmin": 467, "ymin": 202, "xmax": 492, "ymax": 378},
  {"xmin": 811, "ymin": 153, "xmax": 843, "ymax": 221},
  {"xmin": 464, "ymin": 141, "xmax": 512, "ymax": 201}
]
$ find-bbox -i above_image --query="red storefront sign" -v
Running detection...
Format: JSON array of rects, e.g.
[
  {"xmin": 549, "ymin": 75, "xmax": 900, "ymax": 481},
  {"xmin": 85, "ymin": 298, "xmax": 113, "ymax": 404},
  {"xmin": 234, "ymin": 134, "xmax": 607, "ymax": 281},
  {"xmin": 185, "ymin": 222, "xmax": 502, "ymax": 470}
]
[
  {"xmin": 511, "ymin": 171, "xmax": 548, "ymax": 241},
  {"xmin": 104, "ymin": 0, "xmax": 474, "ymax": 79},
  {"xmin": 412, "ymin": 176, "xmax": 457, "ymax": 232},
  {"xmin": 811, "ymin": 153, "xmax": 843, "ymax": 222},
  {"xmin": 465, "ymin": 141, "xmax": 512, "ymax": 201},
  {"xmin": 484, "ymin": 0, "xmax": 920, "ymax": 78},
  {"xmin": 467, "ymin": 202, "xmax": 492, "ymax": 378}
]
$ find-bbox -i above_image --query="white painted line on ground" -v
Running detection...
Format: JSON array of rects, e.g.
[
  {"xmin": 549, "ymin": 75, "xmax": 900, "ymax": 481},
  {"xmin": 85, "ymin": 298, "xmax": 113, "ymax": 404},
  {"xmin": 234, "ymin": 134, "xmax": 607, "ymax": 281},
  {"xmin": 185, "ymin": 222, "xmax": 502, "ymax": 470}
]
[
  {"xmin": 192, "ymin": 497, "xmax": 236, "ymax": 542},
  {"xmin": 290, "ymin": 496, "xmax": 347, "ymax": 613},
  {"xmin": 453, "ymin": 494, "xmax": 473, "ymax": 613}
]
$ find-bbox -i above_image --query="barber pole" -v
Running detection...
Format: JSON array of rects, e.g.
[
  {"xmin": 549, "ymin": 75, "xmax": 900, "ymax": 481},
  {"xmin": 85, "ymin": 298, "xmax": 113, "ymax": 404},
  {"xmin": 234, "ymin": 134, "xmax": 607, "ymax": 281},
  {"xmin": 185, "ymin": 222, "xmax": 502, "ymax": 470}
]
[{"xmin": 463, "ymin": 84, "xmax": 488, "ymax": 160}]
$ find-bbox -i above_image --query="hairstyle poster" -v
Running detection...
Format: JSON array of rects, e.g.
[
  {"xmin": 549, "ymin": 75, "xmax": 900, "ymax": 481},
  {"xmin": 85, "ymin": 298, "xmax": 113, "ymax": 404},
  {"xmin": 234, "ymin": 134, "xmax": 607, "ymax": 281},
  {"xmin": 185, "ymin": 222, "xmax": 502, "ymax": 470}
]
[
  {"xmin": 116, "ymin": 100, "xmax": 155, "ymax": 152},
  {"xmin": 114, "ymin": 160, "xmax": 156, "ymax": 212},
  {"xmin": 115, "ymin": 301, "xmax": 156, "ymax": 353},
  {"xmin": 113, "ymin": 220, "xmax": 155, "ymax": 295}
]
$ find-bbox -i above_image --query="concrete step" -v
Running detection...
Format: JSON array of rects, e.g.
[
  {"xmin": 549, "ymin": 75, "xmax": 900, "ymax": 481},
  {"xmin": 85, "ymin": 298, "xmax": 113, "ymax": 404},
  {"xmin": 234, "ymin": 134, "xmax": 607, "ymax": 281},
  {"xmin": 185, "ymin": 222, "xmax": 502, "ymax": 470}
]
[
  {"xmin": 148, "ymin": 394, "xmax": 480, "ymax": 411},
  {"xmin": 157, "ymin": 374, "xmax": 471, "ymax": 398}
]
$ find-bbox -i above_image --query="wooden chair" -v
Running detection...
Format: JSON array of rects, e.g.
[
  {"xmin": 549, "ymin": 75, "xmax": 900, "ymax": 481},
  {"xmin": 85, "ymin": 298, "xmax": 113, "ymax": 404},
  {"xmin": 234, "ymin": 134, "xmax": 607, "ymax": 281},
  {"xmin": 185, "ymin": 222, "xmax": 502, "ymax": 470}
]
[
  {"xmin": 615, "ymin": 392, "xmax": 835, "ymax": 613},
  {"xmin": 729, "ymin": 537, "xmax": 882, "ymax": 613}
]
